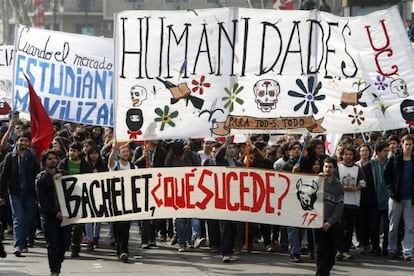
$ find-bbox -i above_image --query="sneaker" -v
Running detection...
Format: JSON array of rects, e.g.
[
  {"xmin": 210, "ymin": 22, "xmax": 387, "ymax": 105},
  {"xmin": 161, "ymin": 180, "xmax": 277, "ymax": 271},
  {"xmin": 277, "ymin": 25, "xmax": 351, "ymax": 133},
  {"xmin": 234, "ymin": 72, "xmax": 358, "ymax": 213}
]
[
  {"xmin": 178, "ymin": 244, "xmax": 188, "ymax": 252},
  {"xmin": 336, "ymin": 252, "xmax": 344, "ymax": 261},
  {"xmin": 222, "ymin": 255, "xmax": 231, "ymax": 263},
  {"xmin": 194, "ymin": 237, "xmax": 206, "ymax": 249},
  {"xmin": 70, "ymin": 251, "xmax": 79, "ymax": 258},
  {"xmin": 265, "ymin": 245, "xmax": 274, "ymax": 253},
  {"xmin": 14, "ymin": 250, "xmax": 22, "ymax": 257},
  {"xmin": 404, "ymin": 256, "xmax": 414, "ymax": 261},
  {"xmin": 86, "ymin": 243, "xmax": 94, "ymax": 252},
  {"xmin": 141, "ymin": 243, "xmax": 150, "ymax": 249},
  {"xmin": 291, "ymin": 256, "xmax": 303, "ymax": 263},
  {"xmin": 120, "ymin": 253, "xmax": 128, "ymax": 263},
  {"xmin": 343, "ymin": 252, "xmax": 353, "ymax": 260},
  {"xmin": 170, "ymin": 235, "xmax": 177, "ymax": 246},
  {"xmin": 159, "ymin": 234, "xmax": 167, "ymax": 242},
  {"xmin": 21, "ymin": 248, "xmax": 28, "ymax": 253},
  {"xmin": 81, "ymin": 236, "xmax": 89, "ymax": 245}
]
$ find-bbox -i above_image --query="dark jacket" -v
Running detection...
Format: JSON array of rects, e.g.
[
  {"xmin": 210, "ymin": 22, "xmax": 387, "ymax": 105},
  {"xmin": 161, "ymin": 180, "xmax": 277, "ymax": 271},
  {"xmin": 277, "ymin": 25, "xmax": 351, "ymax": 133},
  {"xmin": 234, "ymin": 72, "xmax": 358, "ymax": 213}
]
[
  {"xmin": 133, "ymin": 145, "xmax": 168, "ymax": 168},
  {"xmin": 57, "ymin": 157, "xmax": 93, "ymax": 175},
  {"xmin": 36, "ymin": 170, "xmax": 61, "ymax": 217},
  {"xmin": 384, "ymin": 148, "xmax": 414, "ymax": 203},
  {"xmin": 0, "ymin": 150, "xmax": 40, "ymax": 198}
]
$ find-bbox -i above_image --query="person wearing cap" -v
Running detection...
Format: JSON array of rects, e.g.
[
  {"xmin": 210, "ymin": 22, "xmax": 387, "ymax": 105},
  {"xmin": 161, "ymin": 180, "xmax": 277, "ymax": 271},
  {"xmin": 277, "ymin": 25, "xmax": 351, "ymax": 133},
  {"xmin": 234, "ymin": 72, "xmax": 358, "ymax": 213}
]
[{"xmin": 57, "ymin": 142, "xmax": 93, "ymax": 258}]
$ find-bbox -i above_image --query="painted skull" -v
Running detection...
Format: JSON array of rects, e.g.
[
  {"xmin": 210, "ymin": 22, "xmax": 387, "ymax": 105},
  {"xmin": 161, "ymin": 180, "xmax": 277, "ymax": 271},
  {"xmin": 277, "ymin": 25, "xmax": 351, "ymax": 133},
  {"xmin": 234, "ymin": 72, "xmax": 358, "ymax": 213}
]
[
  {"xmin": 390, "ymin": 78, "xmax": 408, "ymax": 98},
  {"xmin": 130, "ymin": 85, "xmax": 147, "ymax": 107},
  {"xmin": 253, "ymin": 79, "xmax": 280, "ymax": 112}
]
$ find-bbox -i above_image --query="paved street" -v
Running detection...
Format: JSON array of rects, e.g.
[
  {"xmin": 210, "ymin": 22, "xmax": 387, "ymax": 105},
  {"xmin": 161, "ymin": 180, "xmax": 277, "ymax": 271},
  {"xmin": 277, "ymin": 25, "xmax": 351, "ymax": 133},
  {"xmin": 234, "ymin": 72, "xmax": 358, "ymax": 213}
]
[{"xmin": 1, "ymin": 223, "xmax": 414, "ymax": 276}]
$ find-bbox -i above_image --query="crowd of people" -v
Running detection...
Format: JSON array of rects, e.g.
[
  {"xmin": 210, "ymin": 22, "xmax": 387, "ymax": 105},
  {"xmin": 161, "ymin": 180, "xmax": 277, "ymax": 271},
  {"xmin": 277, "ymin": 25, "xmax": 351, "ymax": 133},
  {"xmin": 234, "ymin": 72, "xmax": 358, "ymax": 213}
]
[{"xmin": 0, "ymin": 110, "xmax": 413, "ymax": 276}]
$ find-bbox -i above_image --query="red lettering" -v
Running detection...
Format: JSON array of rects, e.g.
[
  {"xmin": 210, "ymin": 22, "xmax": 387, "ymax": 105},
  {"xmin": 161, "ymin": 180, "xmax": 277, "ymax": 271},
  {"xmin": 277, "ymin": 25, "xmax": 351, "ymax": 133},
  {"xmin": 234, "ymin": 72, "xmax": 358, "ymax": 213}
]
[
  {"xmin": 175, "ymin": 178, "xmax": 185, "ymax": 209},
  {"xmin": 164, "ymin": 177, "xmax": 177, "ymax": 210},
  {"xmin": 185, "ymin": 169, "xmax": 197, "ymax": 209},
  {"xmin": 227, "ymin": 171, "xmax": 240, "ymax": 211},
  {"xmin": 265, "ymin": 172, "xmax": 275, "ymax": 213},
  {"xmin": 214, "ymin": 172, "xmax": 226, "ymax": 209},
  {"xmin": 150, "ymin": 173, "xmax": 163, "ymax": 207},
  {"xmin": 250, "ymin": 172, "xmax": 265, "ymax": 212},
  {"xmin": 239, "ymin": 171, "xmax": 249, "ymax": 211},
  {"xmin": 196, "ymin": 169, "xmax": 214, "ymax": 210}
]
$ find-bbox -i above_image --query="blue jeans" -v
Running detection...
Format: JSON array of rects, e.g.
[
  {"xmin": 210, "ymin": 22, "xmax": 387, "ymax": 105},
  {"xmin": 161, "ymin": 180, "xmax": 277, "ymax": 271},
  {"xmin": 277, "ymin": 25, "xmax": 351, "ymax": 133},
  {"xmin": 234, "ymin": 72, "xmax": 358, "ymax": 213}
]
[
  {"xmin": 287, "ymin": 227, "xmax": 304, "ymax": 257},
  {"xmin": 191, "ymin": 218, "xmax": 201, "ymax": 240},
  {"xmin": 175, "ymin": 218, "xmax": 190, "ymax": 245},
  {"xmin": 41, "ymin": 215, "xmax": 71, "ymax": 273},
  {"xmin": 388, "ymin": 198, "xmax": 414, "ymax": 258},
  {"xmin": 9, "ymin": 194, "xmax": 35, "ymax": 251},
  {"xmin": 85, "ymin": 222, "xmax": 101, "ymax": 243}
]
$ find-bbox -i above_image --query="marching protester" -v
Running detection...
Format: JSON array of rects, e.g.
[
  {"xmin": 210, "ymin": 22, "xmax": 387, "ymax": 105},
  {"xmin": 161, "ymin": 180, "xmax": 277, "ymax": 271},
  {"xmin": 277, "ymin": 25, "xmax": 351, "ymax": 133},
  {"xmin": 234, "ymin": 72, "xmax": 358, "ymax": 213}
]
[
  {"xmin": 384, "ymin": 134, "xmax": 414, "ymax": 260},
  {"xmin": 313, "ymin": 157, "xmax": 344, "ymax": 276},
  {"xmin": 57, "ymin": 142, "xmax": 93, "ymax": 258},
  {"xmin": 36, "ymin": 150, "xmax": 71, "ymax": 276},
  {"xmin": 0, "ymin": 131, "xmax": 40, "ymax": 257},
  {"xmin": 335, "ymin": 145, "xmax": 366, "ymax": 261},
  {"xmin": 108, "ymin": 140, "xmax": 137, "ymax": 263}
]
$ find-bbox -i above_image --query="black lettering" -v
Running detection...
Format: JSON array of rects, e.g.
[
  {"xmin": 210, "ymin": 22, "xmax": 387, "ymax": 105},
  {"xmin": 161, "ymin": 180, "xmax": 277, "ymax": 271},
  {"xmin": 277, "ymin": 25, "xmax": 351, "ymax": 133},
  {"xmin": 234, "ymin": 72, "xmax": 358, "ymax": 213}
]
[{"xmin": 62, "ymin": 177, "xmax": 80, "ymax": 218}]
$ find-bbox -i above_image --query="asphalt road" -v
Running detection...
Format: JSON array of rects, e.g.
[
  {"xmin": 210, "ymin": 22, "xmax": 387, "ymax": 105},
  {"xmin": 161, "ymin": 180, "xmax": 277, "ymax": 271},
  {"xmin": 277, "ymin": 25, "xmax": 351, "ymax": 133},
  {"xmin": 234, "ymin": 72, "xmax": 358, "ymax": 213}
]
[{"xmin": 1, "ymin": 223, "xmax": 413, "ymax": 276}]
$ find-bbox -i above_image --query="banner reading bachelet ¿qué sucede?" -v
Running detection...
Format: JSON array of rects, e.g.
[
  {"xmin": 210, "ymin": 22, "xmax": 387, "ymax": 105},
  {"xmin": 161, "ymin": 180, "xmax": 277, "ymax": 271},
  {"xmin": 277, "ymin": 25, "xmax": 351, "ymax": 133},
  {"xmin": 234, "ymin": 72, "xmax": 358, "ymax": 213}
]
[
  {"xmin": 114, "ymin": 6, "xmax": 414, "ymax": 141},
  {"xmin": 13, "ymin": 26, "xmax": 114, "ymax": 127},
  {"xmin": 55, "ymin": 167, "xmax": 324, "ymax": 228}
]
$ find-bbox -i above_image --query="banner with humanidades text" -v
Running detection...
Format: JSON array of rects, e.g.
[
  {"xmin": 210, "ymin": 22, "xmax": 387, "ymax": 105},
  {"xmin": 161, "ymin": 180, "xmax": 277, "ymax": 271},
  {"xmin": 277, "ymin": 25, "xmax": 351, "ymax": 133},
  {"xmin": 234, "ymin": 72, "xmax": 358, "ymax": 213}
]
[
  {"xmin": 0, "ymin": 45, "xmax": 14, "ymax": 118},
  {"xmin": 13, "ymin": 25, "xmax": 114, "ymax": 126},
  {"xmin": 115, "ymin": 6, "xmax": 414, "ymax": 141},
  {"xmin": 55, "ymin": 167, "xmax": 324, "ymax": 228}
]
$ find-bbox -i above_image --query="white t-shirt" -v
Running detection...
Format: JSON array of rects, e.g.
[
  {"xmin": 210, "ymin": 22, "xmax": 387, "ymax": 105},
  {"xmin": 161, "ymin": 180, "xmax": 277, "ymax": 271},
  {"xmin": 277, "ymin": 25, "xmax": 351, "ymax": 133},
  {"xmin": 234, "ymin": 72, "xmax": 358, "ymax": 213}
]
[{"xmin": 338, "ymin": 163, "xmax": 364, "ymax": 207}]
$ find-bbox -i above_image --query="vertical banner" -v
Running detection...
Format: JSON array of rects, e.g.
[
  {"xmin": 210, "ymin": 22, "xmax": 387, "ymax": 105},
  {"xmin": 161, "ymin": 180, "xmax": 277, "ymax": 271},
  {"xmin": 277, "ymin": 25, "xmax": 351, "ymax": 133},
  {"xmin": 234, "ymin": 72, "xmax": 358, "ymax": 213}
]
[{"xmin": 13, "ymin": 25, "xmax": 114, "ymax": 126}]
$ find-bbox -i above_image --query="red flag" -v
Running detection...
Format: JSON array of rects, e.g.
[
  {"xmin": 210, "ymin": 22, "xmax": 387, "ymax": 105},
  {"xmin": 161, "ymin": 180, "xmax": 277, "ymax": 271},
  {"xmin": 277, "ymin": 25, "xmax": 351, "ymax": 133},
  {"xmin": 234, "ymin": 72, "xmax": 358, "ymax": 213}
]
[
  {"xmin": 273, "ymin": 0, "xmax": 293, "ymax": 10},
  {"xmin": 24, "ymin": 74, "xmax": 54, "ymax": 159}
]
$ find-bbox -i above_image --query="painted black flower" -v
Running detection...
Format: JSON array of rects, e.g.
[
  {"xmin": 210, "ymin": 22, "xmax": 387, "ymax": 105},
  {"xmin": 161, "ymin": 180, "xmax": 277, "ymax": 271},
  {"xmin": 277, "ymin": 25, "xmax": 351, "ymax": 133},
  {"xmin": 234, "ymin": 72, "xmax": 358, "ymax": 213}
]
[{"xmin": 288, "ymin": 76, "xmax": 325, "ymax": 115}]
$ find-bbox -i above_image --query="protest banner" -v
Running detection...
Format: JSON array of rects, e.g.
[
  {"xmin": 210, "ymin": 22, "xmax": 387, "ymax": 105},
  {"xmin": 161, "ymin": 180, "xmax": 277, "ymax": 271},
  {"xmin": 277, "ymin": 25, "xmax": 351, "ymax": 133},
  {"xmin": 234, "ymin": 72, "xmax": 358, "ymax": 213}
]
[
  {"xmin": 55, "ymin": 166, "xmax": 324, "ymax": 228},
  {"xmin": 0, "ymin": 45, "xmax": 14, "ymax": 118},
  {"xmin": 13, "ymin": 25, "xmax": 114, "ymax": 127},
  {"xmin": 114, "ymin": 6, "xmax": 414, "ymax": 141}
]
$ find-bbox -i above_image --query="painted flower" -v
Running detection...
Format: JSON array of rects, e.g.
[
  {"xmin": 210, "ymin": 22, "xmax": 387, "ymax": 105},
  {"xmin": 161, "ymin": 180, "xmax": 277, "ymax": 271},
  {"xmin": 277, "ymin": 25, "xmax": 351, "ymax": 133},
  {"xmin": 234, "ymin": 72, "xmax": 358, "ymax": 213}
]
[
  {"xmin": 374, "ymin": 75, "xmax": 388, "ymax": 91},
  {"xmin": 348, "ymin": 107, "xmax": 364, "ymax": 125},
  {"xmin": 154, "ymin": 105, "xmax": 179, "ymax": 131},
  {"xmin": 191, "ymin": 75, "xmax": 210, "ymax": 95},
  {"xmin": 222, "ymin": 83, "xmax": 244, "ymax": 112},
  {"xmin": 288, "ymin": 76, "xmax": 325, "ymax": 115}
]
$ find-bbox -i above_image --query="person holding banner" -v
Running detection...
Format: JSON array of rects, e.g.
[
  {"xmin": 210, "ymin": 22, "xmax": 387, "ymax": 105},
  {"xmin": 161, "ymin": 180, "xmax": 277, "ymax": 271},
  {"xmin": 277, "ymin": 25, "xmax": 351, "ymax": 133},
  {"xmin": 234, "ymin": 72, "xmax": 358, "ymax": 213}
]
[
  {"xmin": 36, "ymin": 150, "xmax": 71, "ymax": 276},
  {"xmin": 164, "ymin": 139, "xmax": 201, "ymax": 252},
  {"xmin": 313, "ymin": 157, "xmax": 344, "ymax": 276},
  {"xmin": 57, "ymin": 142, "xmax": 93, "ymax": 258},
  {"xmin": 108, "ymin": 140, "xmax": 137, "ymax": 263}
]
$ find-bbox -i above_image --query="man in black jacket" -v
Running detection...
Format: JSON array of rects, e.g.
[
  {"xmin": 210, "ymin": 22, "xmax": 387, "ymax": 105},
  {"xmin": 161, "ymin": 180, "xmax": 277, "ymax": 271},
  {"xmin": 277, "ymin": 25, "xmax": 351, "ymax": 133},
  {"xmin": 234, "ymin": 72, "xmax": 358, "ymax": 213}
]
[
  {"xmin": 0, "ymin": 132, "xmax": 40, "ymax": 257},
  {"xmin": 384, "ymin": 134, "xmax": 414, "ymax": 260},
  {"xmin": 36, "ymin": 150, "xmax": 71, "ymax": 276}
]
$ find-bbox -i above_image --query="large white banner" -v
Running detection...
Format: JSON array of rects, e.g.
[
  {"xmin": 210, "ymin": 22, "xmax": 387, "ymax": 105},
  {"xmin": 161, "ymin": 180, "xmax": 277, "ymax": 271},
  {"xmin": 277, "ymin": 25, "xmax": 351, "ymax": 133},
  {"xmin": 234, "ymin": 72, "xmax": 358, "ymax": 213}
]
[
  {"xmin": 114, "ymin": 6, "xmax": 414, "ymax": 141},
  {"xmin": 13, "ymin": 26, "xmax": 114, "ymax": 126},
  {"xmin": 0, "ymin": 45, "xmax": 14, "ymax": 118},
  {"xmin": 55, "ymin": 167, "xmax": 324, "ymax": 228}
]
